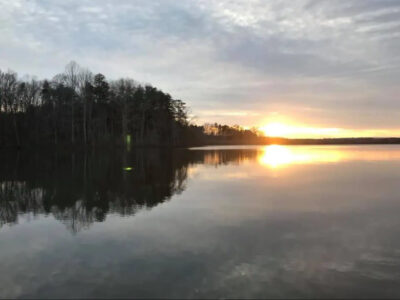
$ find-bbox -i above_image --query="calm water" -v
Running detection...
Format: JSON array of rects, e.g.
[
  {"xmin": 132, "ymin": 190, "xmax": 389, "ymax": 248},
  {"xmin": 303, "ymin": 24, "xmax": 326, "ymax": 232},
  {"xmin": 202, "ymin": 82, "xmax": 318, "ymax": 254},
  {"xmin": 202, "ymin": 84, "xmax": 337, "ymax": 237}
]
[{"xmin": 2, "ymin": 145, "xmax": 400, "ymax": 298}]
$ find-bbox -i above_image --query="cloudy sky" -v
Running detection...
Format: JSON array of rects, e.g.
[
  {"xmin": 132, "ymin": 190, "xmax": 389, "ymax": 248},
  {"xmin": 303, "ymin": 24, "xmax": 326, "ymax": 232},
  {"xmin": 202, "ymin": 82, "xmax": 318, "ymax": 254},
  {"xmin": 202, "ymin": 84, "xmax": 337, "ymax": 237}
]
[{"xmin": 1, "ymin": 0, "xmax": 400, "ymax": 137}]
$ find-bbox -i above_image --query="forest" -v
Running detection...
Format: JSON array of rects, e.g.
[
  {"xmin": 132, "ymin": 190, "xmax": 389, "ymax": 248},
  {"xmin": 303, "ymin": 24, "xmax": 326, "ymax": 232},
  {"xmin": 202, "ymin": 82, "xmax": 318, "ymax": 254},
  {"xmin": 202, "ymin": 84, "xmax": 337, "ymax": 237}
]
[{"xmin": 0, "ymin": 62, "xmax": 260, "ymax": 148}]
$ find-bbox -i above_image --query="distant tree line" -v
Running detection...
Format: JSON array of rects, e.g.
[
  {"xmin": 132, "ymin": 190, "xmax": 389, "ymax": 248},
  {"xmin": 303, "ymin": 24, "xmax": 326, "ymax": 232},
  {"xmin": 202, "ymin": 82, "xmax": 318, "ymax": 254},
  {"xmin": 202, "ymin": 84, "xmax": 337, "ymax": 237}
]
[{"xmin": 202, "ymin": 123, "xmax": 262, "ymax": 144}]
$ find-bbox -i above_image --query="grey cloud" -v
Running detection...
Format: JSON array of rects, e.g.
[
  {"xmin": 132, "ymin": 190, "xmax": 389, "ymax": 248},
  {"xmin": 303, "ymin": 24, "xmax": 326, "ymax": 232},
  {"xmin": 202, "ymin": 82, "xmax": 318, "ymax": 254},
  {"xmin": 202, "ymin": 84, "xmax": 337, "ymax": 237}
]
[
  {"xmin": 307, "ymin": 0, "xmax": 400, "ymax": 17},
  {"xmin": 355, "ymin": 10, "xmax": 400, "ymax": 26}
]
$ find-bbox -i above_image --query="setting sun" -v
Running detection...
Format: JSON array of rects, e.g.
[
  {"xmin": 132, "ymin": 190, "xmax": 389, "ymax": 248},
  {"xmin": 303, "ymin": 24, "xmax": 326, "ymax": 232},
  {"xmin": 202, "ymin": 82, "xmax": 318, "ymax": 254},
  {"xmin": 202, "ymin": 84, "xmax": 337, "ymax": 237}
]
[
  {"xmin": 259, "ymin": 123, "xmax": 292, "ymax": 137},
  {"xmin": 258, "ymin": 122, "xmax": 345, "ymax": 138}
]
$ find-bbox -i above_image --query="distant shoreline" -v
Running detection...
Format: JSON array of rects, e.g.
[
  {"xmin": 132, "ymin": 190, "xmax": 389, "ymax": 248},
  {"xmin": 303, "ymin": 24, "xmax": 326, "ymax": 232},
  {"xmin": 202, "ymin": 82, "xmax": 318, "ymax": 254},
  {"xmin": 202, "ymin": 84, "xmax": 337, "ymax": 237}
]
[
  {"xmin": 198, "ymin": 137, "xmax": 400, "ymax": 146},
  {"xmin": 266, "ymin": 137, "xmax": 400, "ymax": 145},
  {"xmin": 2, "ymin": 137, "xmax": 400, "ymax": 151}
]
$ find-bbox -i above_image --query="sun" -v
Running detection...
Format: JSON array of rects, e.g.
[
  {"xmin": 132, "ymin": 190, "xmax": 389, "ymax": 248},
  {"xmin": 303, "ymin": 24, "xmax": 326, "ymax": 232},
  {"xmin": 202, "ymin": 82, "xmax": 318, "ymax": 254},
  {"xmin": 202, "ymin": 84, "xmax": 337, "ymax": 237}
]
[{"xmin": 259, "ymin": 122, "xmax": 292, "ymax": 137}]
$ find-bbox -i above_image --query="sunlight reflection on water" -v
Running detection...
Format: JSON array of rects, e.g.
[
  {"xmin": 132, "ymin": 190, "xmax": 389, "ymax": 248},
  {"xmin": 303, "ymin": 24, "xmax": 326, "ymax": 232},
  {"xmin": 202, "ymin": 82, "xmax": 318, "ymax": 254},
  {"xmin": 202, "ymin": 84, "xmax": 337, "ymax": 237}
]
[
  {"xmin": 258, "ymin": 145, "xmax": 343, "ymax": 168},
  {"xmin": 257, "ymin": 145, "xmax": 400, "ymax": 168}
]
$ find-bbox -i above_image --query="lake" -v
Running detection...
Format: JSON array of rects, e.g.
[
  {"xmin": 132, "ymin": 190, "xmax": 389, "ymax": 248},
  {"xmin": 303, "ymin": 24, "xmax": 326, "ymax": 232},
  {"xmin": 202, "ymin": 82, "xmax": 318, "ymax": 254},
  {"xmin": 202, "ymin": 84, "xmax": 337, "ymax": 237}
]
[{"xmin": 1, "ymin": 145, "xmax": 400, "ymax": 298}]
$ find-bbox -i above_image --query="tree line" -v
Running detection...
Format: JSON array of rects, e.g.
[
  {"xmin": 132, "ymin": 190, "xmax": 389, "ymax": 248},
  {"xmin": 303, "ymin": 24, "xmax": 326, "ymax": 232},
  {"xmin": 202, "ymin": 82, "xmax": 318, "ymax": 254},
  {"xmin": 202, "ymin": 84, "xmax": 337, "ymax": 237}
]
[{"xmin": 0, "ymin": 61, "xmax": 262, "ymax": 148}]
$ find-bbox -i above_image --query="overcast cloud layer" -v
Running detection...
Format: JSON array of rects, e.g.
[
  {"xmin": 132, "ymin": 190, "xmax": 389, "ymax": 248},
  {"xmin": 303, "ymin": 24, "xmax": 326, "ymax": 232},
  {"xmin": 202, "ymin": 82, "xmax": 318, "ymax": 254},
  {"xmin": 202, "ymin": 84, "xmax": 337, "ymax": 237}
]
[{"xmin": 1, "ymin": 0, "xmax": 399, "ymax": 129}]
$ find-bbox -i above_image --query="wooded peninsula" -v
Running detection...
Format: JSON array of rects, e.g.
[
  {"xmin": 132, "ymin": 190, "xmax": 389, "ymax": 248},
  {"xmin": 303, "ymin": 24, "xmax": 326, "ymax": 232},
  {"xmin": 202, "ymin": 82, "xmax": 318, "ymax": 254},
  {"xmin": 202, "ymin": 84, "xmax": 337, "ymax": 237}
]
[{"xmin": 1, "ymin": 62, "xmax": 262, "ymax": 148}]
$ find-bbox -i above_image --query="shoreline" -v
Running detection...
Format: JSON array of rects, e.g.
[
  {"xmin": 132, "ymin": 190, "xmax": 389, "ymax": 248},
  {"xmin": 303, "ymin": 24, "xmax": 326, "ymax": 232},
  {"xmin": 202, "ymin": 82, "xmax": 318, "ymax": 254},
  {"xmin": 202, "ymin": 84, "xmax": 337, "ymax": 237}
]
[{"xmin": 2, "ymin": 137, "xmax": 400, "ymax": 151}]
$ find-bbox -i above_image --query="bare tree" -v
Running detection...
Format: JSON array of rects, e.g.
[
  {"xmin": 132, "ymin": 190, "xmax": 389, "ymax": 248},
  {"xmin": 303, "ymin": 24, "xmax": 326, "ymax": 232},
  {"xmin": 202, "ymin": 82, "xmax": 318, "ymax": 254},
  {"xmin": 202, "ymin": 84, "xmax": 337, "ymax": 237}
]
[
  {"xmin": 64, "ymin": 61, "xmax": 80, "ymax": 143},
  {"xmin": 77, "ymin": 68, "xmax": 93, "ymax": 145},
  {"xmin": 0, "ymin": 71, "xmax": 19, "ymax": 146}
]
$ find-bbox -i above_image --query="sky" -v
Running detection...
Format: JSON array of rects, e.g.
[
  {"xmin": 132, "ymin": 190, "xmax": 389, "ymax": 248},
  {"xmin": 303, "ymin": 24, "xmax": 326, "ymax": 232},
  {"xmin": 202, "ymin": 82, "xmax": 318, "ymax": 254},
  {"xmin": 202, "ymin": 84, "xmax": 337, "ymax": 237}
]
[{"xmin": 1, "ymin": 0, "xmax": 400, "ymax": 137}]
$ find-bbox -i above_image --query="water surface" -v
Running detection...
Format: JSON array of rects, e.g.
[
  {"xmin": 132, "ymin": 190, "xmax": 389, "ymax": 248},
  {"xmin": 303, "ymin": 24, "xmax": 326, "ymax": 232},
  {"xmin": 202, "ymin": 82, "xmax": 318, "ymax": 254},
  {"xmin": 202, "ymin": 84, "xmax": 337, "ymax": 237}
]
[{"xmin": 1, "ymin": 145, "xmax": 400, "ymax": 298}]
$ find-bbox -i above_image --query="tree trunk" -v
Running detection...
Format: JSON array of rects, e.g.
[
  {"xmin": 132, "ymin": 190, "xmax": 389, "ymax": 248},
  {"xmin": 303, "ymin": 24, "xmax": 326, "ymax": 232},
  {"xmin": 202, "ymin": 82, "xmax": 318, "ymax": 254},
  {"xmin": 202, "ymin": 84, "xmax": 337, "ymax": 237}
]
[
  {"xmin": 122, "ymin": 101, "xmax": 127, "ymax": 145},
  {"xmin": 53, "ymin": 104, "xmax": 57, "ymax": 145},
  {"xmin": 140, "ymin": 111, "xmax": 145, "ymax": 143},
  {"xmin": 71, "ymin": 100, "xmax": 75, "ymax": 144},
  {"xmin": 13, "ymin": 114, "xmax": 20, "ymax": 148},
  {"xmin": 83, "ymin": 98, "xmax": 87, "ymax": 144}
]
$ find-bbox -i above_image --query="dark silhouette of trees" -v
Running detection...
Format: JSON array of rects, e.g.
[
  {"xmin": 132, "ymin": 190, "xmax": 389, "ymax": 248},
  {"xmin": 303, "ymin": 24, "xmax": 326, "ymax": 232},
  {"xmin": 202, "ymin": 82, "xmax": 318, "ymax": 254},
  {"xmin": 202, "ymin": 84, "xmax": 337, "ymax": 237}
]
[
  {"xmin": 202, "ymin": 123, "xmax": 261, "ymax": 144},
  {"xmin": 0, "ymin": 62, "xmax": 208, "ymax": 148}
]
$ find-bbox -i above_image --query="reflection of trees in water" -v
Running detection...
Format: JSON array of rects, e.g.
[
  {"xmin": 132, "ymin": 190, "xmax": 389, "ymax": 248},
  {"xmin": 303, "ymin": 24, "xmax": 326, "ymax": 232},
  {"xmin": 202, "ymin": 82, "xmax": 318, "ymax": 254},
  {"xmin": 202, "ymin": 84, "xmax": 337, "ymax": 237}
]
[
  {"xmin": 0, "ymin": 148, "xmax": 258, "ymax": 232},
  {"xmin": 202, "ymin": 150, "xmax": 258, "ymax": 166},
  {"xmin": 0, "ymin": 181, "xmax": 45, "ymax": 226},
  {"xmin": 186, "ymin": 149, "xmax": 259, "ymax": 166},
  {"xmin": 0, "ymin": 149, "xmax": 189, "ymax": 233}
]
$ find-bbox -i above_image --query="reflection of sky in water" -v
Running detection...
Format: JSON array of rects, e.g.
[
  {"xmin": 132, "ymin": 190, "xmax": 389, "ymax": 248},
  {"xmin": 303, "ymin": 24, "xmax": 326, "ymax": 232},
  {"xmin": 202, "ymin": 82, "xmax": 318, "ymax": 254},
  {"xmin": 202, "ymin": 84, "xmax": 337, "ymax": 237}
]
[{"xmin": 2, "ymin": 146, "xmax": 400, "ymax": 298}]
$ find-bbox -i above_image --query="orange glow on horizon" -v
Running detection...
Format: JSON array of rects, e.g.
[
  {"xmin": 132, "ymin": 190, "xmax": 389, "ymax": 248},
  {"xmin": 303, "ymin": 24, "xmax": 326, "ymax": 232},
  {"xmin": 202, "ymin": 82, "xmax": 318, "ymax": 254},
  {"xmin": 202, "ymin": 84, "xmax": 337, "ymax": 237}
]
[
  {"xmin": 258, "ymin": 121, "xmax": 400, "ymax": 139},
  {"xmin": 259, "ymin": 122, "xmax": 341, "ymax": 138}
]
